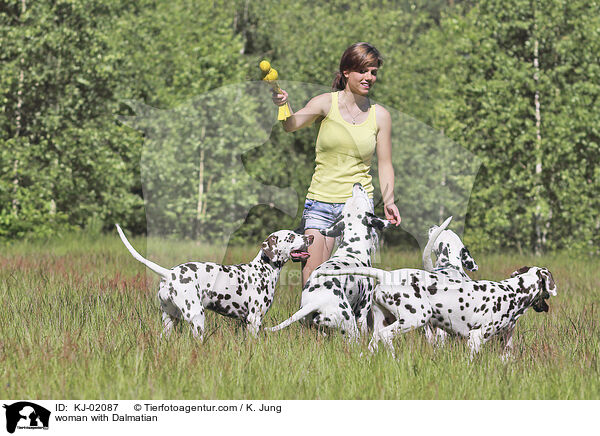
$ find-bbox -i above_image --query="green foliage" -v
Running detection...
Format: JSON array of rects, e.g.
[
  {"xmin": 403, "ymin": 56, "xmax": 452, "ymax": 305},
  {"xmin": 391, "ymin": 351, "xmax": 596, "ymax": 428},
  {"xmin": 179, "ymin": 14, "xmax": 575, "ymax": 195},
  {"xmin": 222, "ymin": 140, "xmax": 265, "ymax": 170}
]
[
  {"xmin": 433, "ymin": 0, "xmax": 600, "ymax": 253},
  {"xmin": 0, "ymin": 0, "xmax": 144, "ymax": 238},
  {"xmin": 0, "ymin": 0, "xmax": 598, "ymax": 253}
]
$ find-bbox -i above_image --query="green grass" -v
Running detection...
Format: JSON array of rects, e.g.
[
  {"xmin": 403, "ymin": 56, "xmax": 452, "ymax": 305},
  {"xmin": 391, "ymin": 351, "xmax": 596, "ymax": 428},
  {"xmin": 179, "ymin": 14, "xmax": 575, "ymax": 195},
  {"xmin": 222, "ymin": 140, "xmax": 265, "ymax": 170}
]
[{"xmin": 0, "ymin": 234, "xmax": 598, "ymax": 399}]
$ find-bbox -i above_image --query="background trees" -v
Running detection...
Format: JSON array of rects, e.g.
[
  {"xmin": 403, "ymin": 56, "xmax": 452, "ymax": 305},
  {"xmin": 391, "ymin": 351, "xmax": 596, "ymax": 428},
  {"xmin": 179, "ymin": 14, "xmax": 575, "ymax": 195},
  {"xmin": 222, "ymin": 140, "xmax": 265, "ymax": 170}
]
[{"xmin": 1, "ymin": 0, "xmax": 598, "ymax": 254}]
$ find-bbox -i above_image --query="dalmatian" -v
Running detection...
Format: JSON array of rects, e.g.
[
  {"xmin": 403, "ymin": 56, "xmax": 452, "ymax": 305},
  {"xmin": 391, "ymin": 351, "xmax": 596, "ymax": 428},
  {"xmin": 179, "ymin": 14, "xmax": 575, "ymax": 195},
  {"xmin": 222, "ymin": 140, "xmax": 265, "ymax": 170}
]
[
  {"xmin": 421, "ymin": 217, "xmax": 479, "ymax": 345},
  {"xmin": 314, "ymin": 253, "xmax": 556, "ymax": 359},
  {"xmin": 267, "ymin": 183, "xmax": 391, "ymax": 340},
  {"xmin": 116, "ymin": 225, "xmax": 313, "ymax": 340}
]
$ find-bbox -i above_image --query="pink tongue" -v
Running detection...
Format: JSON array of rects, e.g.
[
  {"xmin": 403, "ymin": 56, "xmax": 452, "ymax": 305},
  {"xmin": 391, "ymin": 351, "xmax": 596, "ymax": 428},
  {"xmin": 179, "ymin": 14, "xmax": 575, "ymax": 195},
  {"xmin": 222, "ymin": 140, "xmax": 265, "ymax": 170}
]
[{"xmin": 291, "ymin": 251, "xmax": 309, "ymax": 258}]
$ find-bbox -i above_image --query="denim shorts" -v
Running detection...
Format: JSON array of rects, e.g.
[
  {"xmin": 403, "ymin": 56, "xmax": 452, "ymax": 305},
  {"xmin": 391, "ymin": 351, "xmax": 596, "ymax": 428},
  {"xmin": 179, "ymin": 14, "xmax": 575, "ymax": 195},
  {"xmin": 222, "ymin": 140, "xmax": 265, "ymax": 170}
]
[{"xmin": 302, "ymin": 198, "xmax": 374, "ymax": 231}]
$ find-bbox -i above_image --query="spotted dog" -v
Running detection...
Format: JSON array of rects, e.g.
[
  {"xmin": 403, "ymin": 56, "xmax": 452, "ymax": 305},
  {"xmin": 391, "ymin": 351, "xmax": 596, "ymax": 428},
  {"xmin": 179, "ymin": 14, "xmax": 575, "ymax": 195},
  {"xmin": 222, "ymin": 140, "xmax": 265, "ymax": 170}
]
[
  {"xmin": 314, "ymin": 257, "xmax": 556, "ymax": 358},
  {"xmin": 267, "ymin": 183, "xmax": 390, "ymax": 340},
  {"xmin": 421, "ymin": 217, "xmax": 479, "ymax": 345},
  {"xmin": 116, "ymin": 225, "xmax": 313, "ymax": 340}
]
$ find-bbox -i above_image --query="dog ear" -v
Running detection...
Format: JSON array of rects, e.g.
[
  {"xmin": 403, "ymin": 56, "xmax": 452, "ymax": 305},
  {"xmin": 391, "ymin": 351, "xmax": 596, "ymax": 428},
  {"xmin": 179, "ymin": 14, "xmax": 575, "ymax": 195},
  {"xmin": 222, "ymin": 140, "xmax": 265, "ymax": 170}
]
[
  {"xmin": 538, "ymin": 268, "xmax": 557, "ymax": 297},
  {"xmin": 362, "ymin": 212, "xmax": 390, "ymax": 231},
  {"xmin": 511, "ymin": 266, "xmax": 531, "ymax": 278},
  {"xmin": 460, "ymin": 246, "xmax": 478, "ymax": 271},
  {"xmin": 320, "ymin": 219, "xmax": 345, "ymax": 237},
  {"xmin": 261, "ymin": 235, "xmax": 280, "ymax": 262}
]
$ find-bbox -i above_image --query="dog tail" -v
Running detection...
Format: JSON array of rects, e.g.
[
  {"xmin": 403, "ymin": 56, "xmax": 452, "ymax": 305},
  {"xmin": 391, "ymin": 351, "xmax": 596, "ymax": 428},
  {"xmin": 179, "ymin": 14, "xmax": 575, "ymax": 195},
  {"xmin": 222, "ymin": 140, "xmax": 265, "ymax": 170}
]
[
  {"xmin": 422, "ymin": 216, "xmax": 453, "ymax": 272},
  {"xmin": 310, "ymin": 267, "xmax": 392, "ymax": 284},
  {"xmin": 115, "ymin": 224, "xmax": 171, "ymax": 279},
  {"xmin": 267, "ymin": 303, "xmax": 322, "ymax": 332}
]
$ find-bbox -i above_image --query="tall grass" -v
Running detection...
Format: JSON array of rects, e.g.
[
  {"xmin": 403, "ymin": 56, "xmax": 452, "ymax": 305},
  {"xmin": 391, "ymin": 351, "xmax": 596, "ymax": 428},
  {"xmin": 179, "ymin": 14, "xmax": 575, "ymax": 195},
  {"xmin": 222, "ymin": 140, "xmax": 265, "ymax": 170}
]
[{"xmin": 0, "ymin": 234, "xmax": 598, "ymax": 399}]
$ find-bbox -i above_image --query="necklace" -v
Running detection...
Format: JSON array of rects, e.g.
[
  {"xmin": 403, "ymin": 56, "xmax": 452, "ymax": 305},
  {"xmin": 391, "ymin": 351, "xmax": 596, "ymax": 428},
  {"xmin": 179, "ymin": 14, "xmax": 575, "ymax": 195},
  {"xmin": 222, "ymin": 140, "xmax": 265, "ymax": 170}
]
[{"xmin": 340, "ymin": 93, "xmax": 365, "ymax": 124}]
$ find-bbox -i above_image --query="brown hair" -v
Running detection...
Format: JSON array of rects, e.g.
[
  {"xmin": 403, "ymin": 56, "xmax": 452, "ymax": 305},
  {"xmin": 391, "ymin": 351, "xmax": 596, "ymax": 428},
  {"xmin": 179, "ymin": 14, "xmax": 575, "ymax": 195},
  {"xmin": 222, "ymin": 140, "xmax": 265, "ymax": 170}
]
[{"xmin": 332, "ymin": 42, "xmax": 383, "ymax": 91}]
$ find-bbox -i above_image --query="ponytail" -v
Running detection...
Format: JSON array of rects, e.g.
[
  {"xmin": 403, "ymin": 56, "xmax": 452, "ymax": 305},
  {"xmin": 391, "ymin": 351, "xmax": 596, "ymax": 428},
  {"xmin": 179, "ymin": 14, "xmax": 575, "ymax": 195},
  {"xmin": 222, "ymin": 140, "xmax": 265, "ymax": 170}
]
[{"xmin": 332, "ymin": 71, "xmax": 346, "ymax": 91}]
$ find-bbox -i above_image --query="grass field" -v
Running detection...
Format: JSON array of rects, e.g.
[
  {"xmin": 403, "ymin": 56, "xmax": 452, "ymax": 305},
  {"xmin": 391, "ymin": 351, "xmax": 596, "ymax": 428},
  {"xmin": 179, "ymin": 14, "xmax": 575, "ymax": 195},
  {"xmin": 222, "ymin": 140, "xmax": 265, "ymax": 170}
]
[{"xmin": 1, "ymin": 234, "xmax": 598, "ymax": 399}]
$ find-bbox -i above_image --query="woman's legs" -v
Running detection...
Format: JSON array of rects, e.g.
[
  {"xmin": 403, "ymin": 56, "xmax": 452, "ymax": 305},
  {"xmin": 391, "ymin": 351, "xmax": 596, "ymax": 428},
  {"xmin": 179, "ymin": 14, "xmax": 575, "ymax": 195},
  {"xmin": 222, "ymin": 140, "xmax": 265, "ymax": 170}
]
[{"xmin": 302, "ymin": 229, "xmax": 335, "ymax": 286}]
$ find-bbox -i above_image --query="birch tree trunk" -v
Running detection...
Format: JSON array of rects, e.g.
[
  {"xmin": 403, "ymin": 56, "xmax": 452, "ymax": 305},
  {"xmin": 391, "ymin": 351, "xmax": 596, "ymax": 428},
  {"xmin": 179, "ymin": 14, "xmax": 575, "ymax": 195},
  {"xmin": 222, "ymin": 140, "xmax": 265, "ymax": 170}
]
[
  {"xmin": 195, "ymin": 127, "xmax": 207, "ymax": 238},
  {"xmin": 533, "ymin": 18, "xmax": 550, "ymax": 255},
  {"xmin": 12, "ymin": 0, "xmax": 27, "ymax": 215},
  {"xmin": 533, "ymin": 35, "xmax": 542, "ymax": 255}
]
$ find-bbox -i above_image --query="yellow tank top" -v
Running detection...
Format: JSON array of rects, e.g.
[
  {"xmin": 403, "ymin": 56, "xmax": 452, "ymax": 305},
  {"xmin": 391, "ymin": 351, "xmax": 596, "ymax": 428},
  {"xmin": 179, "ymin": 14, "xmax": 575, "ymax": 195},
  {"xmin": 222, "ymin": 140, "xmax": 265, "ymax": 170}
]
[{"xmin": 307, "ymin": 91, "xmax": 377, "ymax": 203}]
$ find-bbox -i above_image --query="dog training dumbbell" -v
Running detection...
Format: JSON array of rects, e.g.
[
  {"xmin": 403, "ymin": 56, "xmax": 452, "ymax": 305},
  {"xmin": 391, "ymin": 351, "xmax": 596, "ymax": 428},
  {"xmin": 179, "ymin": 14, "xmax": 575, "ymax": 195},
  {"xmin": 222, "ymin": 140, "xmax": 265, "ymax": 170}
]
[{"xmin": 260, "ymin": 60, "xmax": 291, "ymax": 121}]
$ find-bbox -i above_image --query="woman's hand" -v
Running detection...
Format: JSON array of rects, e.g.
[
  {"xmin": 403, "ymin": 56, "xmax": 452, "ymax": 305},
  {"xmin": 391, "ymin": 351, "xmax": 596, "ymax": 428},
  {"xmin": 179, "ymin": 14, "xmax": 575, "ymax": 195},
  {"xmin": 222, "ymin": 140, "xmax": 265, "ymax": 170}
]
[
  {"xmin": 384, "ymin": 203, "xmax": 401, "ymax": 226},
  {"xmin": 272, "ymin": 89, "xmax": 288, "ymax": 106}
]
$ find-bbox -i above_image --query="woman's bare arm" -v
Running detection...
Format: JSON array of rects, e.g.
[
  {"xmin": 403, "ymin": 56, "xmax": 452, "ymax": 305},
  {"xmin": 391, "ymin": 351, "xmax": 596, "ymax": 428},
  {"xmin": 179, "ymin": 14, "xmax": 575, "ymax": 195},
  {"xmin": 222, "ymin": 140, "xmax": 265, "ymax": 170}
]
[{"xmin": 273, "ymin": 91, "xmax": 331, "ymax": 132}]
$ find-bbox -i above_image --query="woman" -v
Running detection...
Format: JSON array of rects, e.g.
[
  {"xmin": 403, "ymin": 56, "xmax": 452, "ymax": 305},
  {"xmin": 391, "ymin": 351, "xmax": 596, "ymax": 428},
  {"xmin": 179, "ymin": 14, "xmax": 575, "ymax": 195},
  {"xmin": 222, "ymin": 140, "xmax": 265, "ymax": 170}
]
[{"xmin": 272, "ymin": 42, "xmax": 401, "ymax": 285}]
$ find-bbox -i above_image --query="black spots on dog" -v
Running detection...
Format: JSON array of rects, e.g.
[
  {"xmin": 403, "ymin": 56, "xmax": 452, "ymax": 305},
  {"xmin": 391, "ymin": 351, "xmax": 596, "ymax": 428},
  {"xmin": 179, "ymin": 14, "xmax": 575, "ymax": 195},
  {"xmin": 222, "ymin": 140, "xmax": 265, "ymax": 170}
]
[
  {"xmin": 459, "ymin": 297, "xmax": 464, "ymax": 303},
  {"xmin": 410, "ymin": 276, "xmax": 422, "ymax": 298},
  {"xmin": 427, "ymin": 284, "xmax": 437, "ymax": 295},
  {"xmin": 403, "ymin": 293, "xmax": 410, "ymax": 299},
  {"xmin": 332, "ymin": 277, "xmax": 341, "ymax": 288},
  {"xmin": 342, "ymin": 310, "xmax": 350, "ymax": 320},
  {"xmin": 171, "ymin": 273, "xmax": 177, "ymax": 280},
  {"xmin": 323, "ymin": 281, "xmax": 334, "ymax": 289},
  {"xmin": 404, "ymin": 304, "xmax": 417, "ymax": 314},
  {"xmin": 205, "ymin": 264, "xmax": 214, "ymax": 273},
  {"xmin": 186, "ymin": 263, "xmax": 198, "ymax": 272},
  {"xmin": 493, "ymin": 300, "xmax": 502, "ymax": 313},
  {"xmin": 180, "ymin": 276, "xmax": 192, "ymax": 284},
  {"xmin": 345, "ymin": 247, "xmax": 360, "ymax": 255},
  {"xmin": 236, "ymin": 285, "xmax": 243, "ymax": 296},
  {"xmin": 284, "ymin": 233, "xmax": 296, "ymax": 243}
]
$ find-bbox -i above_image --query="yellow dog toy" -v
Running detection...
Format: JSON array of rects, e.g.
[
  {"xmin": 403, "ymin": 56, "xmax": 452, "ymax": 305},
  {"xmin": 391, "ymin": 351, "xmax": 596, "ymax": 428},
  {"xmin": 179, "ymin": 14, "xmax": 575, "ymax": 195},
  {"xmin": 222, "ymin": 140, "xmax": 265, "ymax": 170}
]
[{"xmin": 260, "ymin": 60, "xmax": 291, "ymax": 121}]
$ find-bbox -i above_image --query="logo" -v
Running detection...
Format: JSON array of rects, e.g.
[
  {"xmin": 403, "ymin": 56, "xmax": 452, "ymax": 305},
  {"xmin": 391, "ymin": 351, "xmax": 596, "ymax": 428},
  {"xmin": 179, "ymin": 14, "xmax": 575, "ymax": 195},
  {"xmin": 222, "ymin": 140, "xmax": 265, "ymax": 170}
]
[{"xmin": 3, "ymin": 402, "xmax": 50, "ymax": 434}]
